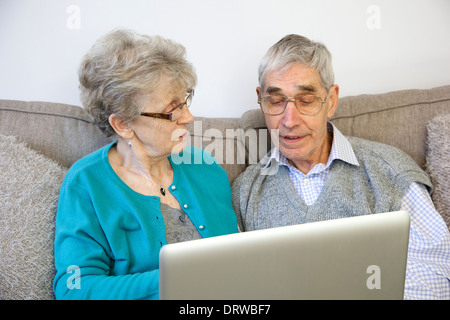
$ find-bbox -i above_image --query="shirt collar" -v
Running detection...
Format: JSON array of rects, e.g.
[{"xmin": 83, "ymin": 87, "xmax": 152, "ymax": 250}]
[{"xmin": 262, "ymin": 121, "xmax": 359, "ymax": 171}]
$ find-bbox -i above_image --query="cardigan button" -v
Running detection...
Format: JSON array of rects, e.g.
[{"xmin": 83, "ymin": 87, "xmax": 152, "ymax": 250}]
[
  {"xmin": 171, "ymin": 185, "xmax": 176, "ymax": 191},
  {"xmin": 198, "ymin": 225, "xmax": 205, "ymax": 231},
  {"xmin": 183, "ymin": 204, "xmax": 188, "ymax": 209}
]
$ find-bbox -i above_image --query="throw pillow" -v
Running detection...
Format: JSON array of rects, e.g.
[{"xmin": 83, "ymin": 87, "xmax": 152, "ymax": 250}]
[{"xmin": 0, "ymin": 134, "xmax": 67, "ymax": 299}]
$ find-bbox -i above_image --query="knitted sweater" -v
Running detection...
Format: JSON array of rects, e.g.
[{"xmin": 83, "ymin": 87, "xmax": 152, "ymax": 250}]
[
  {"xmin": 232, "ymin": 136, "xmax": 432, "ymax": 231},
  {"xmin": 54, "ymin": 143, "xmax": 238, "ymax": 300}
]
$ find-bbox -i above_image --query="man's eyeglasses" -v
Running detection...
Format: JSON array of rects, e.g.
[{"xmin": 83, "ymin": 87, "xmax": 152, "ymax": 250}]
[
  {"xmin": 140, "ymin": 90, "xmax": 194, "ymax": 122},
  {"xmin": 258, "ymin": 91, "xmax": 328, "ymax": 116}
]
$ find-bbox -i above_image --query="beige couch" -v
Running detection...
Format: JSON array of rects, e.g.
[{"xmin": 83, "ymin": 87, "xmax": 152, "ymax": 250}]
[{"xmin": 1, "ymin": 85, "xmax": 449, "ymax": 299}]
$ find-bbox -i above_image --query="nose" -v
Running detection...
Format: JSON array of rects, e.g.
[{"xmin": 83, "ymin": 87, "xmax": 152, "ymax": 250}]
[
  {"xmin": 179, "ymin": 106, "xmax": 194, "ymax": 124},
  {"xmin": 281, "ymin": 100, "xmax": 301, "ymax": 128}
]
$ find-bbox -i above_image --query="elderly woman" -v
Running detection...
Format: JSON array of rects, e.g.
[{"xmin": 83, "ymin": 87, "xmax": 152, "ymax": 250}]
[{"xmin": 53, "ymin": 29, "xmax": 239, "ymax": 300}]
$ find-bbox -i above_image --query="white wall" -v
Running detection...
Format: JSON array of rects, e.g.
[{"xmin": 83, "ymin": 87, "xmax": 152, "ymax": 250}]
[{"xmin": 1, "ymin": 0, "xmax": 449, "ymax": 118}]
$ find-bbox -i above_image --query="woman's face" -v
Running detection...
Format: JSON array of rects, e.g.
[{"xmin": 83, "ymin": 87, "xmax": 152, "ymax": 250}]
[{"xmin": 129, "ymin": 80, "xmax": 194, "ymax": 159}]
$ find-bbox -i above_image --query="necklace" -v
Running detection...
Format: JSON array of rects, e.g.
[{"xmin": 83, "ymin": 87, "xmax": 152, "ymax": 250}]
[{"xmin": 160, "ymin": 185, "xmax": 166, "ymax": 196}]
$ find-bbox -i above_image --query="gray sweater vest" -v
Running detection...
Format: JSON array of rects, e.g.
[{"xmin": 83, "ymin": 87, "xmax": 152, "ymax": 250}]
[{"xmin": 232, "ymin": 136, "xmax": 432, "ymax": 231}]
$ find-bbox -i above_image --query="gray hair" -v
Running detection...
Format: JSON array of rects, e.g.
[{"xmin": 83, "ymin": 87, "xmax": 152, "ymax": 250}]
[
  {"xmin": 79, "ymin": 28, "xmax": 197, "ymax": 136},
  {"xmin": 258, "ymin": 34, "xmax": 334, "ymax": 91}
]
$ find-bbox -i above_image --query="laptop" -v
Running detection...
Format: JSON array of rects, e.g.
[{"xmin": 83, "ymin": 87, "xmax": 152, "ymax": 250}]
[{"xmin": 159, "ymin": 210, "xmax": 410, "ymax": 300}]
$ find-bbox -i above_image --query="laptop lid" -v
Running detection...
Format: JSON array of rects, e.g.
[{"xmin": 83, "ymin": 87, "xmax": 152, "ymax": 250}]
[{"xmin": 159, "ymin": 210, "xmax": 410, "ymax": 300}]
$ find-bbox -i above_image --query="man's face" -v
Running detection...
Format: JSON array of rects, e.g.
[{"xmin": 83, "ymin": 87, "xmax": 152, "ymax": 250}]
[{"xmin": 257, "ymin": 63, "xmax": 339, "ymax": 173}]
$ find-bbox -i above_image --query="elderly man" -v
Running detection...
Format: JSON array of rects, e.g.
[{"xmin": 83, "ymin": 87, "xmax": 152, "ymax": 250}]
[{"xmin": 232, "ymin": 34, "xmax": 450, "ymax": 299}]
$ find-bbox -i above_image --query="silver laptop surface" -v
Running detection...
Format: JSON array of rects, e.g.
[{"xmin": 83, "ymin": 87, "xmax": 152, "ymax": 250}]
[{"xmin": 159, "ymin": 210, "xmax": 410, "ymax": 300}]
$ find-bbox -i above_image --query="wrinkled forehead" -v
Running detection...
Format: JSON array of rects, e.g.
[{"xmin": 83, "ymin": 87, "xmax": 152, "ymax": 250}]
[{"xmin": 262, "ymin": 63, "xmax": 322, "ymax": 95}]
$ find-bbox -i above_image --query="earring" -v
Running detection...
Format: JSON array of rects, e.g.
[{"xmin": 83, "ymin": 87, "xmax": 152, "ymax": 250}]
[{"xmin": 128, "ymin": 140, "xmax": 132, "ymax": 149}]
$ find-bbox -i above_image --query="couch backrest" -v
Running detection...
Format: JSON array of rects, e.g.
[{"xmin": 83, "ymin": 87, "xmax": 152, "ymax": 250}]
[
  {"xmin": 1, "ymin": 85, "xmax": 449, "ymax": 184},
  {"xmin": 0, "ymin": 100, "xmax": 113, "ymax": 169},
  {"xmin": 187, "ymin": 116, "xmax": 248, "ymax": 185},
  {"xmin": 332, "ymin": 85, "xmax": 450, "ymax": 169}
]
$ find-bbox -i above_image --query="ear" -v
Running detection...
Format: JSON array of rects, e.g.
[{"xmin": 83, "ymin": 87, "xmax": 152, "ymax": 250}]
[
  {"xmin": 257, "ymin": 86, "xmax": 272, "ymax": 129},
  {"xmin": 256, "ymin": 87, "xmax": 261, "ymax": 103},
  {"xmin": 326, "ymin": 84, "xmax": 339, "ymax": 119},
  {"xmin": 108, "ymin": 114, "xmax": 134, "ymax": 140}
]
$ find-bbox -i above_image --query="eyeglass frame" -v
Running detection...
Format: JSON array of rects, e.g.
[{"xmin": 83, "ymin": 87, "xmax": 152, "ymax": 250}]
[
  {"xmin": 140, "ymin": 90, "xmax": 194, "ymax": 121},
  {"xmin": 258, "ymin": 88, "xmax": 330, "ymax": 116}
]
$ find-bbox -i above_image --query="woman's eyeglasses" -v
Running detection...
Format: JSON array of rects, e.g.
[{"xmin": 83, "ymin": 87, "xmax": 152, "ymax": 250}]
[{"xmin": 140, "ymin": 90, "xmax": 194, "ymax": 121}]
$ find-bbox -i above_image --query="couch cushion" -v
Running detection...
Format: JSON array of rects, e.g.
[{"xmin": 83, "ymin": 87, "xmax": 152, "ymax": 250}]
[
  {"xmin": 426, "ymin": 113, "xmax": 450, "ymax": 229},
  {"xmin": 332, "ymin": 85, "xmax": 450, "ymax": 169},
  {"xmin": 189, "ymin": 117, "xmax": 247, "ymax": 184},
  {"xmin": 0, "ymin": 134, "xmax": 67, "ymax": 299},
  {"xmin": 0, "ymin": 100, "xmax": 113, "ymax": 168}
]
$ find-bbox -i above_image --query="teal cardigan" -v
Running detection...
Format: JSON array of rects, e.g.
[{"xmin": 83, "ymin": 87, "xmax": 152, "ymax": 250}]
[{"xmin": 53, "ymin": 142, "xmax": 238, "ymax": 300}]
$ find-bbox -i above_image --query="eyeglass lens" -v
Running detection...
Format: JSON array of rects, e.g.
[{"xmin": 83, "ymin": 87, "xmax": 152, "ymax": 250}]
[{"xmin": 169, "ymin": 91, "xmax": 194, "ymax": 121}]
